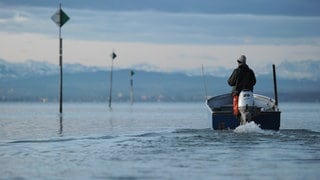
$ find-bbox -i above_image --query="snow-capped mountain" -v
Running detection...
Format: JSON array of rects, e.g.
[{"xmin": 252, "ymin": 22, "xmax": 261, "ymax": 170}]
[
  {"xmin": 0, "ymin": 59, "xmax": 319, "ymax": 102},
  {"xmin": 277, "ymin": 60, "xmax": 320, "ymax": 81},
  {"xmin": 1, "ymin": 59, "xmax": 320, "ymax": 80},
  {"xmin": 0, "ymin": 59, "xmax": 103, "ymax": 79},
  {"xmin": 0, "ymin": 59, "xmax": 56, "ymax": 78}
]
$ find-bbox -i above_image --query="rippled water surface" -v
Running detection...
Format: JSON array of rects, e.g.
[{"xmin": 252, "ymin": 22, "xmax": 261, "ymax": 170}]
[{"xmin": 1, "ymin": 102, "xmax": 320, "ymax": 179}]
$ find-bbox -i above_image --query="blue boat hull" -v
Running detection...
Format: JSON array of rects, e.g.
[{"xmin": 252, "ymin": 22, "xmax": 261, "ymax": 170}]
[{"xmin": 212, "ymin": 111, "xmax": 281, "ymax": 130}]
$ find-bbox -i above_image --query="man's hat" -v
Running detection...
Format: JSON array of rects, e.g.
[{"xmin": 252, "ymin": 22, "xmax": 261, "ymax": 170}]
[{"xmin": 237, "ymin": 55, "xmax": 246, "ymax": 64}]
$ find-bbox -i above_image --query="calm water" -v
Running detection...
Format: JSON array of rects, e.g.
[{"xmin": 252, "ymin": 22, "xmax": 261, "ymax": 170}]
[{"xmin": 1, "ymin": 102, "xmax": 320, "ymax": 180}]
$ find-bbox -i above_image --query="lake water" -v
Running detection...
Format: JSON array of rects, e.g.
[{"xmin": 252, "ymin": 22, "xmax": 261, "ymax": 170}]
[{"xmin": 1, "ymin": 102, "xmax": 320, "ymax": 179}]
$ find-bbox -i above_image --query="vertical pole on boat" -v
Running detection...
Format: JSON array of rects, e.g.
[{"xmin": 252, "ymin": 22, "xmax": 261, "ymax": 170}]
[
  {"xmin": 201, "ymin": 64, "xmax": 208, "ymax": 101},
  {"xmin": 130, "ymin": 70, "xmax": 134, "ymax": 105},
  {"xmin": 272, "ymin": 64, "xmax": 279, "ymax": 106},
  {"xmin": 108, "ymin": 50, "xmax": 117, "ymax": 109}
]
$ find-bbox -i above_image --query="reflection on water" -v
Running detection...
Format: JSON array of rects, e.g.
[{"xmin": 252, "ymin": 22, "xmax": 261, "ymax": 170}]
[
  {"xmin": 55, "ymin": 104, "xmax": 118, "ymax": 137},
  {"xmin": 58, "ymin": 114, "xmax": 63, "ymax": 136}
]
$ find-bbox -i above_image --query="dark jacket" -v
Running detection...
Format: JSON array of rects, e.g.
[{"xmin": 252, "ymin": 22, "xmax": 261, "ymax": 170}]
[{"xmin": 228, "ymin": 64, "xmax": 256, "ymax": 95}]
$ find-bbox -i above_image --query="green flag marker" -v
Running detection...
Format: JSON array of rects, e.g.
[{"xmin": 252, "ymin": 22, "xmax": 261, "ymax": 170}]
[
  {"xmin": 111, "ymin": 52, "xmax": 117, "ymax": 60},
  {"xmin": 51, "ymin": 9, "xmax": 70, "ymax": 27},
  {"xmin": 130, "ymin": 70, "xmax": 135, "ymax": 76}
]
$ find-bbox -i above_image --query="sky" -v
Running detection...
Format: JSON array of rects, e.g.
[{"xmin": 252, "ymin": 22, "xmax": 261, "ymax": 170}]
[{"xmin": 0, "ymin": 0, "xmax": 320, "ymax": 73}]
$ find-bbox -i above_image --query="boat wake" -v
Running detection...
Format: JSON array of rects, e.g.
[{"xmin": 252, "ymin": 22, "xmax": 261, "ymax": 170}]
[{"xmin": 234, "ymin": 121, "xmax": 264, "ymax": 133}]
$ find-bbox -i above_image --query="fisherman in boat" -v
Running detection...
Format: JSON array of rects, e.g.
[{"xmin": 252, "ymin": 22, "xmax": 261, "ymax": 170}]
[{"xmin": 228, "ymin": 55, "xmax": 256, "ymax": 120}]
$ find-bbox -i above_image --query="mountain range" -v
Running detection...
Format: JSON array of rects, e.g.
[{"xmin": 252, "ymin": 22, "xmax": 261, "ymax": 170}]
[{"xmin": 0, "ymin": 59, "xmax": 319, "ymax": 102}]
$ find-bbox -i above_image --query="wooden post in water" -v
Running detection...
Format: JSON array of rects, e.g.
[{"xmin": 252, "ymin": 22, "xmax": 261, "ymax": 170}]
[
  {"xmin": 272, "ymin": 64, "xmax": 279, "ymax": 106},
  {"xmin": 59, "ymin": 26, "xmax": 63, "ymax": 113},
  {"xmin": 108, "ymin": 51, "xmax": 117, "ymax": 108},
  {"xmin": 51, "ymin": 2, "xmax": 69, "ymax": 114},
  {"xmin": 130, "ymin": 70, "xmax": 135, "ymax": 105}
]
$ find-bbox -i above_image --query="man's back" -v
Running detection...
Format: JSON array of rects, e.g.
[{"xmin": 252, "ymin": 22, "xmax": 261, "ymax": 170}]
[{"xmin": 228, "ymin": 59, "xmax": 256, "ymax": 95}]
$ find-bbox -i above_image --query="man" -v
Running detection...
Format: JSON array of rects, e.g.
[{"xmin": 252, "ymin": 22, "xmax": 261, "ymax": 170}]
[{"xmin": 228, "ymin": 55, "xmax": 256, "ymax": 115}]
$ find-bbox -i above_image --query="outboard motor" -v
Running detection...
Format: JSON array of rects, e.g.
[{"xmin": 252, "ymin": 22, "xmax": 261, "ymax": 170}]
[{"xmin": 238, "ymin": 90, "xmax": 254, "ymax": 125}]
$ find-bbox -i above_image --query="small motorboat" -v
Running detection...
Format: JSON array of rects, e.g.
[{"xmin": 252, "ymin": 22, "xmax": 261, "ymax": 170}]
[{"xmin": 206, "ymin": 64, "xmax": 281, "ymax": 130}]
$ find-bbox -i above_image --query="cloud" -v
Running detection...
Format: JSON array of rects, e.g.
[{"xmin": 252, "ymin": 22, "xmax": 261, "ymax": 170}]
[
  {"xmin": 1, "ymin": 4, "xmax": 320, "ymax": 45},
  {"xmin": 0, "ymin": 7, "xmax": 55, "ymax": 35},
  {"xmin": 0, "ymin": 1, "xmax": 320, "ymax": 74},
  {"xmin": 0, "ymin": 11, "xmax": 28, "ymax": 24},
  {"xmin": 278, "ymin": 60, "xmax": 320, "ymax": 80},
  {"xmin": 1, "ymin": 32, "xmax": 320, "ymax": 74},
  {"xmin": 12, "ymin": 12, "xmax": 28, "ymax": 23},
  {"xmin": 57, "ymin": 10, "xmax": 320, "ymax": 45},
  {"xmin": 3, "ymin": 0, "xmax": 320, "ymax": 16},
  {"xmin": 0, "ymin": 18, "xmax": 7, "ymax": 24}
]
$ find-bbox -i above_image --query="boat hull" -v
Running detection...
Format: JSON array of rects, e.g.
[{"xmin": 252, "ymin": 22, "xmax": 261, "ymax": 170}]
[{"xmin": 211, "ymin": 111, "xmax": 280, "ymax": 130}]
